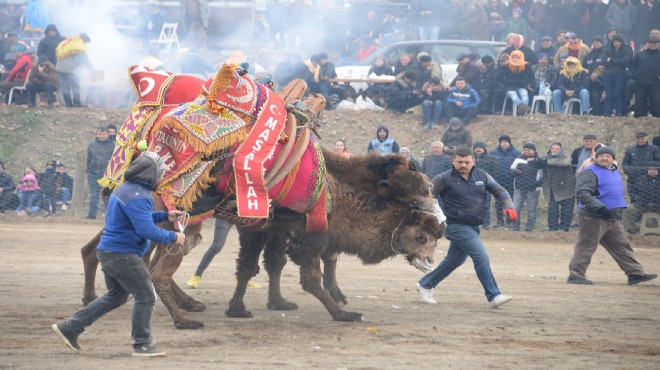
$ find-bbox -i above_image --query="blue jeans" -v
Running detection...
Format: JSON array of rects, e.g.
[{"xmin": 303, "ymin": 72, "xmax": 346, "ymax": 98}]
[
  {"xmin": 64, "ymin": 250, "xmax": 156, "ymax": 346},
  {"xmin": 422, "ymin": 100, "xmax": 443, "ymax": 125},
  {"xmin": 16, "ymin": 190, "xmax": 41, "ymax": 214},
  {"xmin": 506, "ymin": 88, "xmax": 529, "ymax": 107},
  {"xmin": 552, "ymin": 89, "xmax": 590, "ymax": 113},
  {"xmin": 61, "ymin": 187, "xmax": 71, "ymax": 204},
  {"xmin": 87, "ymin": 172, "xmax": 102, "ymax": 217},
  {"xmin": 512, "ymin": 189, "xmax": 540, "ymax": 231},
  {"xmin": 603, "ymin": 73, "xmax": 627, "ymax": 116},
  {"xmin": 418, "ymin": 224, "xmax": 502, "ymax": 302},
  {"xmin": 195, "ymin": 218, "xmax": 233, "ymax": 276}
]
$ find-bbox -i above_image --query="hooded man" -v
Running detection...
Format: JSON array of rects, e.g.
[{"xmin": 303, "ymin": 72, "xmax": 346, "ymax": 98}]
[
  {"xmin": 510, "ymin": 142, "xmax": 543, "ymax": 232},
  {"xmin": 622, "ymin": 131, "xmax": 660, "ymax": 198},
  {"xmin": 441, "ymin": 118, "xmax": 473, "ymax": 155},
  {"xmin": 623, "ymin": 161, "xmax": 660, "ymax": 234},
  {"xmin": 52, "ymin": 152, "xmax": 186, "ymax": 357},
  {"xmin": 552, "ymin": 57, "xmax": 590, "ymax": 114},
  {"xmin": 37, "ymin": 24, "xmax": 65, "ymax": 65},
  {"xmin": 568, "ymin": 146, "xmax": 656, "ymax": 286},
  {"xmin": 367, "ymin": 124, "xmax": 400, "ymax": 155},
  {"xmin": 630, "ymin": 36, "xmax": 660, "ymax": 118},
  {"xmin": 490, "ymin": 135, "xmax": 522, "ymax": 227}
]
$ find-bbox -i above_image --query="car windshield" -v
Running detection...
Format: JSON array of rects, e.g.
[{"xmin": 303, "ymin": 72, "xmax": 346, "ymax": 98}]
[{"xmin": 359, "ymin": 42, "xmax": 506, "ymax": 67}]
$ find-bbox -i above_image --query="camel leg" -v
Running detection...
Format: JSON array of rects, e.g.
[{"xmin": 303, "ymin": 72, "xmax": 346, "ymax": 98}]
[
  {"xmin": 263, "ymin": 233, "xmax": 298, "ymax": 311},
  {"xmin": 226, "ymin": 229, "xmax": 266, "ymax": 318},
  {"xmin": 81, "ymin": 229, "xmax": 103, "ymax": 306},
  {"xmin": 289, "ymin": 233, "xmax": 362, "ymax": 322},
  {"xmin": 321, "ymin": 250, "xmax": 348, "ymax": 306},
  {"xmin": 171, "ymin": 279, "xmax": 206, "ymax": 312}
]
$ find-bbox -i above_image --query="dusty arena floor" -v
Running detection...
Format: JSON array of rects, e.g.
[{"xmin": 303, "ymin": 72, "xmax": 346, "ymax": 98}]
[{"xmin": 1, "ymin": 220, "xmax": 658, "ymax": 369}]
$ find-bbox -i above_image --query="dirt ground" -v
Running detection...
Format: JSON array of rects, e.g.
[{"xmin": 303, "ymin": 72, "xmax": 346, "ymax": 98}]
[{"xmin": 0, "ymin": 218, "xmax": 658, "ymax": 369}]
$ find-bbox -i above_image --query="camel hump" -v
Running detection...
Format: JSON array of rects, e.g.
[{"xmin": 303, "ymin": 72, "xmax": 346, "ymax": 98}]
[{"xmin": 278, "ymin": 79, "xmax": 308, "ymax": 103}]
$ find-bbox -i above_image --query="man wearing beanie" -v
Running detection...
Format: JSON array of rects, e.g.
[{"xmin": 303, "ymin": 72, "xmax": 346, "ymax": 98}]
[
  {"xmin": 441, "ymin": 118, "xmax": 473, "ymax": 156},
  {"xmin": 622, "ymin": 131, "xmax": 660, "ymax": 198},
  {"xmin": 0, "ymin": 43, "xmax": 33, "ymax": 97},
  {"xmin": 490, "ymin": 134, "xmax": 521, "ymax": 228},
  {"xmin": 623, "ymin": 161, "xmax": 660, "ymax": 234},
  {"xmin": 53, "ymin": 152, "xmax": 186, "ymax": 357},
  {"xmin": 571, "ymin": 134, "xmax": 599, "ymax": 169},
  {"xmin": 584, "ymin": 37, "xmax": 607, "ymax": 72},
  {"xmin": 568, "ymin": 146, "xmax": 657, "ymax": 285},
  {"xmin": 510, "ymin": 142, "xmax": 543, "ymax": 232}
]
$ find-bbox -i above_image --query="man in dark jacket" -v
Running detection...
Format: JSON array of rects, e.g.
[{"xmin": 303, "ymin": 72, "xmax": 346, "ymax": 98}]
[
  {"xmin": 478, "ymin": 55, "xmax": 500, "ymax": 114},
  {"xmin": 415, "ymin": 147, "xmax": 516, "ymax": 308},
  {"xmin": 0, "ymin": 160, "xmax": 17, "ymax": 213},
  {"xmin": 27, "ymin": 56, "xmax": 58, "ymax": 109},
  {"xmin": 568, "ymin": 146, "xmax": 656, "ymax": 285},
  {"xmin": 584, "ymin": 36, "xmax": 607, "ymax": 73},
  {"xmin": 53, "ymin": 152, "xmax": 186, "ymax": 356},
  {"xmin": 451, "ymin": 53, "xmax": 481, "ymax": 90},
  {"xmin": 589, "ymin": 63, "xmax": 607, "ymax": 116},
  {"xmin": 603, "ymin": 35, "xmax": 633, "ymax": 117},
  {"xmin": 85, "ymin": 127, "xmax": 115, "ymax": 219},
  {"xmin": 367, "ymin": 124, "xmax": 400, "ymax": 155},
  {"xmin": 490, "ymin": 135, "xmax": 521, "ymax": 227},
  {"xmin": 622, "ymin": 131, "xmax": 660, "ymax": 198},
  {"xmin": 623, "ymin": 162, "xmax": 660, "ymax": 234},
  {"xmin": 535, "ymin": 36, "xmax": 557, "ymax": 59},
  {"xmin": 37, "ymin": 24, "xmax": 65, "ymax": 65},
  {"xmin": 385, "ymin": 70, "xmax": 424, "ymax": 114},
  {"xmin": 571, "ymin": 134, "xmax": 599, "ymax": 170},
  {"xmin": 630, "ymin": 37, "xmax": 660, "ymax": 118},
  {"xmin": 421, "ymin": 141, "xmax": 452, "ymax": 181},
  {"xmin": 55, "ymin": 163, "xmax": 74, "ymax": 210},
  {"xmin": 510, "ymin": 142, "xmax": 542, "ymax": 232},
  {"xmin": 552, "ymin": 57, "xmax": 590, "ymax": 114},
  {"xmin": 38, "ymin": 160, "xmax": 59, "ymax": 216},
  {"xmin": 444, "ymin": 76, "xmax": 481, "ymax": 124}
]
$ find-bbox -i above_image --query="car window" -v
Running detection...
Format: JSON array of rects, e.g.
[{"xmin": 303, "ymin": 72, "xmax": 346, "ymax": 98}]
[{"xmin": 429, "ymin": 45, "xmax": 503, "ymax": 64}]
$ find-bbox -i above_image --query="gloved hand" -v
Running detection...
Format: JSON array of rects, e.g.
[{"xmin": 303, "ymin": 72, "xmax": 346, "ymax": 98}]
[
  {"xmin": 598, "ymin": 206, "xmax": 612, "ymax": 220},
  {"xmin": 503, "ymin": 208, "xmax": 518, "ymax": 221}
]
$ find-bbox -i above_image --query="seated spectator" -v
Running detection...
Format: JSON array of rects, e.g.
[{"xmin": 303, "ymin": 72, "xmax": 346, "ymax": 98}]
[
  {"xmin": 630, "ymin": 36, "xmax": 660, "ymax": 118},
  {"xmin": 451, "ymin": 53, "xmax": 481, "ymax": 90},
  {"xmin": 421, "ymin": 77, "xmax": 445, "ymax": 129},
  {"xmin": 589, "ymin": 63, "xmax": 606, "ymax": 116},
  {"xmin": 444, "ymin": 76, "xmax": 480, "ymax": 124},
  {"xmin": 492, "ymin": 53, "xmax": 510, "ymax": 113},
  {"xmin": 535, "ymin": 36, "xmax": 557, "ymax": 59},
  {"xmin": 334, "ymin": 139, "xmax": 351, "ymax": 158},
  {"xmin": 421, "ymin": 141, "xmax": 452, "ymax": 182},
  {"xmin": 0, "ymin": 161, "xmax": 17, "ymax": 213},
  {"xmin": 584, "ymin": 36, "xmax": 607, "ymax": 72},
  {"xmin": 553, "ymin": 32, "xmax": 590, "ymax": 69},
  {"xmin": 55, "ymin": 163, "xmax": 73, "ymax": 210},
  {"xmin": 178, "ymin": 48, "xmax": 214, "ymax": 77},
  {"xmin": 302, "ymin": 54, "xmax": 321, "ymax": 94},
  {"xmin": 365, "ymin": 55, "xmax": 394, "ymax": 98},
  {"xmin": 510, "ymin": 142, "xmax": 542, "ymax": 232},
  {"xmin": 367, "ymin": 124, "xmax": 399, "ymax": 155},
  {"xmin": 531, "ymin": 53, "xmax": 558, "ymax": 96},
  {"xmin": 603, "ymin": 35, "xmax": 633, "ymax": 117},
  {"xmin": 0, "ymin": 43, "xmax": 33, "ymax": 101},
  {"xmin": 2, "ymin": 33, "xmax": 18, "ymax": 69},
  {"xmin": 27, "ymin": 56, "xmax": 58, "ymax": 109},
  {"xmin": 441, "ymin": 118, "xmax": 473, "ymax": 156},
  {"xmin": 416, "ymin": 54, "xmax": 439, "ymax": 88},
  {"xmin": 497, "ymin": 50, "xmax": 534, "ymax": 115},
  {"xmin": 15, "ymin": 173, "xmax": 41, "ymax": 216},
  {"xmin": 393, "ymin": 53, "xmax": 419, "ymax": 76},
  {"xmin": 317, "ymin": 52, "xmax": 343, "ymax": 104},
  {"xmin": 478, "ymin": 55, "xmax": 500, "ymax": 115},
  {"xmin": 385, "ymin": 70, "xmax": 424, "ymax": 114},
  {"xmin": 623, "ymin": 162, "xmax": 660, "ymax": 234},
  {"xmin": 528, "ymin": 142, "xmax": 575, "ymax": 232},
  {"xmin": 502, "ymin": 33, "xmax": 537, "ymax": 66},
  {"xmin": 552, "ymin": 57, "xmax": 590, "ymax": 114},
  {"xmin": 38, "ymin": 160, "xmax": 58, "ymax": 216},
  {"xmin": 400, "ymin": 147, "xmax": 420, "ymax": 169}
]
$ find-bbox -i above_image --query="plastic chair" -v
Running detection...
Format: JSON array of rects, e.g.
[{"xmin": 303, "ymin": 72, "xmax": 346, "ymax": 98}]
[
  {"xmin": 7, "ymin": 70, "xmax": 31, "ymax": 105},
  {"xmin": 639, "ymin": 212, "xmax": 660, "ymax": 236},
  {"xmin": 148, "ymin": 23, "xmax": 180, "ymax": 51},
  {"xmin": 531, "ymin": 95, "xmax": 552, "ymax": 114},
  {"xmin": 501, "ymin": 95, "xmax": 517, "ymax": 116},
  {"xmin": 564, "ymin": 98, "xmax": 582, "ymax": 115}
]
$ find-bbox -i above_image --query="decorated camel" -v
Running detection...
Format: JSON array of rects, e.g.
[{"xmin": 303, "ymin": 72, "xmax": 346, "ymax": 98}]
[{"xmin": 81, "ymin": 64, "xmax": 446, "ymax": 329}]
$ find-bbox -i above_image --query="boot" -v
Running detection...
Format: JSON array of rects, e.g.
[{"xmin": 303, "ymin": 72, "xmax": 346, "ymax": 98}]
[
  {"xmin": 72, "ymin": 94, "xmax": 83, "ymax": 108},
  {"xmin": 62, "ymin": 93, "xmax": 73, "ymax": 107}
]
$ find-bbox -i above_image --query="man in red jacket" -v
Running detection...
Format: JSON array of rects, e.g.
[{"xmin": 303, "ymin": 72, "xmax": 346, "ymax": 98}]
[{"xmin": 0, "ymin": 43, "xmax": 33, "ymax": 101}]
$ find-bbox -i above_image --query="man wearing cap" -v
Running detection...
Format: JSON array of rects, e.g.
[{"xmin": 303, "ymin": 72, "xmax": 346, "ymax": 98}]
[
  {"xmin": 26, "ymin": 55, "xmax": 58, "ymax": 109},
  {"xmin": 630, "ymin": 36, "xmax": 660, "ymax": 118},
  {"xmin": 535, "ymin": 36, "xmax": 557, "ymax": 59},
  {"xmin": 510, "ymin": 142, "xmax": 543, "ymax": 232},
  {"xmin": 0, "ymin": 43, "xmax": 33, "ymax": 98},
  {"xmin": 52, "ymin": 152, "xmax": 186, "ymax": 357},
  {"xmin": 572, "ymin": 134, "xmax": 599, "ymax": 170},
  {"xmin": 451, "ymin": 53, "xmax": 481, "ymax": 90},
  {"xmin": 623, "ymin": 161, "xmax": 660, "ymax": 234},
  {"xmin": 622, "ymin": 131, "xmax": 660, "ymax": 198},
  {"xmin": 568, "ymin": 145, "xmax": 657, "ymax": 285}
]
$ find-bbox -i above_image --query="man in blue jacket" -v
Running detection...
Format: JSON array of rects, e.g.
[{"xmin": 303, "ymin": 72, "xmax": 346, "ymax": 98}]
[
  {"xmin": 444, "ymin": 76, "xmax": 481, "ymax": 125},
  {"xmin": 415, "ymin": 147, "xmax": 517, "ymax": 308},
  {"xmin": 53, "ymin": 152, "xmax": 186, "ymax": 357}
]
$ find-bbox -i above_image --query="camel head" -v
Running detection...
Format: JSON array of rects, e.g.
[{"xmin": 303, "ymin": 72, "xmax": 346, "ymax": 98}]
[{"xmin": 393, "ymin": 205, "xmax": 445, "ymax": 273}]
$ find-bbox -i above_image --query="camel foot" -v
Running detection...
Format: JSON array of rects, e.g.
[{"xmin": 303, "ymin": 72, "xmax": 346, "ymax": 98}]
[
  {"xmin": 333, "ymin": 311, "xmax": 363, "ymax": 322},
  {"xmin": 174, "ymin": 319, "xmax": 205, "ymax": 330},
  {"xmin": 82, "ymin": 295, "xmax": 97, "ymax": 307},
  {"xmin": 180, "ymin": 300, "xmax": 207, "ymax": 312},
  {"xmin": 225, "ymin": 307, "xmax": 254, "ymax": 318},
  {"xmin": 267, "ymin": 299, "xmax": 298, "ymax": 311}
]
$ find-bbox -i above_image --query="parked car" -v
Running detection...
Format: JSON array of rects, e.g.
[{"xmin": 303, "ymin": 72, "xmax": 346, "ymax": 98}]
[{"xmin": 336, "ymin": 40, "xmax": 507, "ymax": 91}]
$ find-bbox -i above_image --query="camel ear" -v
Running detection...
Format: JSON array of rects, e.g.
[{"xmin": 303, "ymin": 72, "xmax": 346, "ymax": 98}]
[{"xmin": 410, "ymin": 209, "xmax": 421, "ymax": 224}]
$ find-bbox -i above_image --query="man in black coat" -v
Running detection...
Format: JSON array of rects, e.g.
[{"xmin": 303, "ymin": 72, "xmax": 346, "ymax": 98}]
[
  {"xmin": 630, "ymin": 37, "xmax": 660, "ymax": 118},
  {"xmin": 622, "ymin": 131, "xmax": 660, "ymax": 198}
]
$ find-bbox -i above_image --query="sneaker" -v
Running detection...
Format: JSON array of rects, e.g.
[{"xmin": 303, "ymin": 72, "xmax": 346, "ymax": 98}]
[
  {"xmin": 234, "ymin": 279, "xmax": 263, "ymax": 289},
  {"xmin": 415, "ymin": 283, "xmax": 437, "ymax": 304},
  {"xmin": 83, "ymin": 215, "xmax": 96, "ymax": 220},
  {"xmin": 517, "ymin": 103, "xmax": 528, "ymax": 116},
  {"xmin": 567, "ymin": 275, "xmax": 593, "ymax": 285},
  {"xmin": 61, "ymin": 204, "xmax": 69, "ymax": 211},
  {"xmin": 132, "ymin": 343, "xmax": 166, "ymax": 357},
  {"xmin": 186, "ymin": 275, "xmax": 201, "ymax": 289},
  {"xmin": 489, "ymin": 294, "xmax": 512, "ymax": 308},
  {"xmin": 628, "ymin": 273, "xmax": 657, "ymax": 285},
  {"xmin": 52, "ymin": 323, "xmax": 81, "ymax": 352}
]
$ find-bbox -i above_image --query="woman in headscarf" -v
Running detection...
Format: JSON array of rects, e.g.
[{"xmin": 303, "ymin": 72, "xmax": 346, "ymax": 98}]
[
  {"xmin": 551, "ymin": 57, "xmax": 590, "ymax": 114},
  {"xmin": 496, "ymin": 50, "xmax": 534, "ymax": 115}
]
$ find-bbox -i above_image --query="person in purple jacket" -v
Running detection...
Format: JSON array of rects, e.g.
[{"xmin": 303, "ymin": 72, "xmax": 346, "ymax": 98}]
[{"xmin": 52, "ymin": 152, "xmax": 186, "ymax": 357}]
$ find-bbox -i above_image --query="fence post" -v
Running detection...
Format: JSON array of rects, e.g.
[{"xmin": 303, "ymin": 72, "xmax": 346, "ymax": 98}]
[{"xmin": 72, "ymin": 150, "xmax": 87, "ymax": 217}]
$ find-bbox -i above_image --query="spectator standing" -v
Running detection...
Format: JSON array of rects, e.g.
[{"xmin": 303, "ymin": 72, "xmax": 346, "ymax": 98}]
[
  {"xmin": 589, "ymin": 63, "xmax": 607, "ymax": 116},
  {"xmin": 606, "ymin": 0, "xmax": 634, "ymax": 44},
  {"xmin": 317, "ymin": 52, "xmax": 342, "ymax": 104},
  {"xmin": 0, "ymin": 161, "xmax": 17, "ymax": 213},
  {"xmin": 568, "ymin": 146, "xmax": 657, "ymax": 286},
  {"xmin": 510, "ymin": 142, "xmax": 542, "ymax": 232},
  {"xmin": 478, "ymin": 55, "xmax": 500, "ymax": 115},
  {"xmin": 415, "ymin": 147, "xmax": 515, "ymax": 308},
  {"xmin": 485, "ymin": 0, "xmax": 508, "ymax": 41},
  {"xmin": 584, "ymin": 0, "xmax": 609, "ymax": 43},
  {"xmin": 15, "ymin": 173, "xmax": 41, "ymax": 216},
  {"xmin": 416, "ymin": 54, "xmax": 441, "ymax": 89},
  {"xmin": 505, "ymin": 9, "xmax": 529, "ymax": 41},
  {"xmin": 632, "ymin": 0, "xmax": 660, "ymax": 52},
  {"xmin": 421, "ymin": 141, "xmax": 452, "ymax": 182},
  {"xmin": 602, "ymin": 35, "xmax": 633, "ymax": 116},
  {"xmin": 441, "ymin": 118, "xmax": 473, "ymax": 156},
  {"xmin": 560, "ymin": 0, "xmax": 589, "ymax": 38},
  {"xmin": 56, "ymin": 163, "xmax": 73, "ymax": 210},
  {"xmin": 55, "ymin": 33, "xmax": 95, "ymax": 108},
  {"xmin": 572, "ymin": 134, "xmax": 599, "ymax": 170},
  {"xmin": 39, "ymin": 160, "xmax": 59, "ymax": 217},
  {"xmin": 490, "ymin": 135, "xmax": 521, "ymax": 228},
  {"xmin": 415, "ymin": 0, "xmax": 441, "ymax": 40},
  {"xmin": 630, "ymin": 37, "xmax": 660, "ymax": 118},
  {"xmin": 473, "ymin": 141, "xmax": 497, "ymax": 229},
  {"xmin": 445, "ymin": 76, "xmax": 481, "ymax": 125},
  {"xmin": 552, "ymin": 57, "xmax": 590, "ymax": 114},
  {"xmin": 385, "ymin": 70, "xmax": 424, "ymax": 114},
  {"xmin": 623, "ymin": 162, "xmax": 660, "ymax": 234},
  {"xmin": 622, "ymin": 131, "xmax": 660, "ymax": 198},
  {"xmin": 26, "ymin": 56, "xmax": 58, "ymax": 109},
  {"xmin": 420, "ymin": 77, "xmax": 444, "ymax": 129},
  {"xmin": 497, "ymin": 50, "xmax": 534, "ymax": 116},
  {"xmin": 0, "ymin": 44, "xmax": 33, "ymax": 98},
  {"xmin": 530, "ymin": 142, "xmax": 576, "ymax": 232},
  {"xmin": 535, "ymin": 36, "xmax": 557, "ymax": 59},
  {"xmin": 0, "ymin": 4, "xmax": 21, "ymax": 36},
  {"xmin": 52, "ymin": 152, "xmax": 185, "ymax": 357},
  {"xmin": 553, "ymin": 32, "xmax": 591, "ymax": 69},
  {"xmin": 584, "ymin": 36, "xmax": 607, "ymax": 73},
  {"xmin": 85, "ymin": 127, "xmax": 114, "ymax": 219},
  {"xmin": 357, "ymin": 36, "xmax": 378, "ymax": 63},
  {"xmin": 526, "ymin": 0, "xmax": 547, "ymax": 48},
  {"xmin": 37, "ymin": 24, "xmax": 65, "ymax": 65},
  {"xmin": 367, "ymin": 124, "xmax": 400, "ymax": 155}
]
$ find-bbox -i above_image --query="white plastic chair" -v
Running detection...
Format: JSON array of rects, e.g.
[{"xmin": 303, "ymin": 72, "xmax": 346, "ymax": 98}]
[
  {"xmin": 564, "ymin": 98, "xmax": 582, "ymax": 115},
  {"xmin": 148, "ymin": 23, "xmax": 180, "ymax": 51},
  {"xmin": 8, "ymin": 69, "xmax": 31, "ymax": 105}
]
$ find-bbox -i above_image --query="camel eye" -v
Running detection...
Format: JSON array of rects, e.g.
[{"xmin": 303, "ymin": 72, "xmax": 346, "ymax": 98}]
[{"xmin": 415, "ymin": 233, "xmax": 427, "ymax": 243}]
